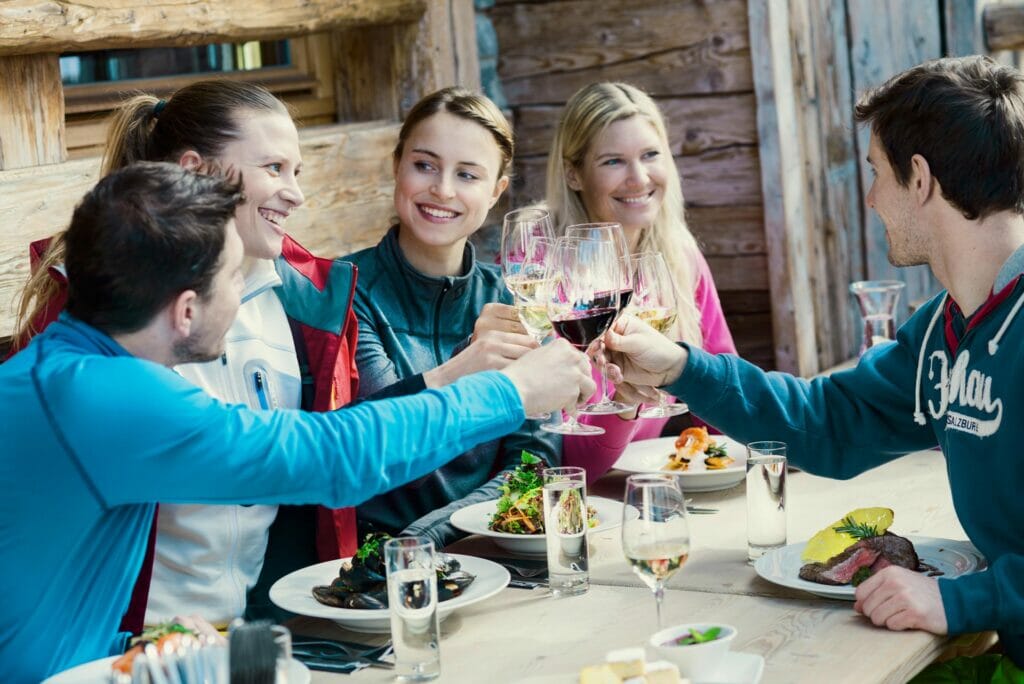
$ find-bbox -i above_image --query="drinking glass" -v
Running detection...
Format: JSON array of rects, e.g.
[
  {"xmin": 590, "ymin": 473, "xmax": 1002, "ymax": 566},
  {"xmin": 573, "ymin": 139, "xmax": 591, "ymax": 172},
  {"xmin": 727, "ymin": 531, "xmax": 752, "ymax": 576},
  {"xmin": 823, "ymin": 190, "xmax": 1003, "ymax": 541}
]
[
  {"xmin": 542, "ymin": 466, "xmax": 590, "ymax": 597},
  {"xmin": 384, "ymin": 536, "xmax": 441, "ymax": 681},
  {"xmin": 621, "ymin": 473, "xmax": 690, "ymax": 629},
  {"xmin": 566, "ymin": 222, "xmax": 634, "ymax": 414},
  {"xmin": 541, "ymin": 237, "xmax": 617, "ymax": 435},
  {"xmin": 501, "ymin": 208, "xmax": 555, "ymax": 293},
  {"xmin": 631, "ymin": 252, "xmax": 689, "ymax": 418},
  {"xmin": 745, "ymin": 441, "xmax": 787, "ymax": 562},
  {"xmin": 507, "ymin": 235, "xmax": 556, "ymax": 420},
  {"xmin": 849, "ymin": 280, "xmax": 905, "ymax": 355}
]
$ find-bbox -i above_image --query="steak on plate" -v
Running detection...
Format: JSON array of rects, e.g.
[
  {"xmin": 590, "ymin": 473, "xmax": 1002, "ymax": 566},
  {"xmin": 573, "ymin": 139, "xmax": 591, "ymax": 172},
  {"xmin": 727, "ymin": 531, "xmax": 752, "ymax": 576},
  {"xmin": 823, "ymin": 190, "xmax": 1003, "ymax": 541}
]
[{"xmin": 799, "ymin": 532, "xmax": 919, "ymax": 586}]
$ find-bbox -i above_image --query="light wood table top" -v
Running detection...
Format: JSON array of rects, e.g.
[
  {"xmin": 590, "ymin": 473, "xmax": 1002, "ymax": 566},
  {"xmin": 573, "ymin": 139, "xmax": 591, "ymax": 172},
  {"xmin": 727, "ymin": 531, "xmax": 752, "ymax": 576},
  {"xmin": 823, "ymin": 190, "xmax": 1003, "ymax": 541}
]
[{"xmin": 294, "ymin": 450, "xmax": 984, "ymax": 683}]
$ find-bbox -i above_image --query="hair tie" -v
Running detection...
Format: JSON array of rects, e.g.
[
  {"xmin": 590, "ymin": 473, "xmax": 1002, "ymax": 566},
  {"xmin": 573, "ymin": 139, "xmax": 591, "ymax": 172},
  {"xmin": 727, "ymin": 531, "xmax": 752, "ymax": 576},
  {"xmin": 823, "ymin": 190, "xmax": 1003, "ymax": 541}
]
[{"xmin": 153, "ymin": 99, "xmax": 167, "ymax": 118}]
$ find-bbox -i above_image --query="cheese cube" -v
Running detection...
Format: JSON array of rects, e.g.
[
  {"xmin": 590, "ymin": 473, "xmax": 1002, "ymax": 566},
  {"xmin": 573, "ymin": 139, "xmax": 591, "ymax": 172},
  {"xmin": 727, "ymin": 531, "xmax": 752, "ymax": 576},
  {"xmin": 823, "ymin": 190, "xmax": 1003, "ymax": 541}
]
[
  {"xmin": 579, "ymin": 664, "xmax": 623, "ymax": 684},
  {"xmin": 643, "ymin": 660, "xmax": 682, "ymax": 684},
  {"xmin": 605, "ymin": 647, "xmax": 646, "ymax": 679}
]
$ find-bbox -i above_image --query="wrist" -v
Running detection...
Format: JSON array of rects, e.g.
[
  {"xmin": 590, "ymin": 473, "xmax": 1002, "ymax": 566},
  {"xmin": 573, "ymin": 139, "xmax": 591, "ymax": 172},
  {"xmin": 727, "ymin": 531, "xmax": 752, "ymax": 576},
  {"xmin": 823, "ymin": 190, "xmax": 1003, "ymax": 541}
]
[
  {"xmin": 662, "ymin": 345, "xmax": 688, "ymax": 387},
  {"xmin": 423, "ymin": 366, "xmax": 446, "ymax": 389}
]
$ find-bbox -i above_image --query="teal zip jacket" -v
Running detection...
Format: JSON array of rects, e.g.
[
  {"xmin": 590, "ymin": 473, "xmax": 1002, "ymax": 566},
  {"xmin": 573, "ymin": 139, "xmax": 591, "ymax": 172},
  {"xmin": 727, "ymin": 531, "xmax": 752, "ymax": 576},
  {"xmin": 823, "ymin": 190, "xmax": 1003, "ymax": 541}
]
[
  {"xmin": 0, "ymin": 314, "xmax": 525, "ymax": 681},
  {"xmin": 665, "ymin": 250, "xmax": 1024, "ymax": 667},
  {"xmin": 345, "ymin": 226, "xmax": 560, "ymax": 547}
]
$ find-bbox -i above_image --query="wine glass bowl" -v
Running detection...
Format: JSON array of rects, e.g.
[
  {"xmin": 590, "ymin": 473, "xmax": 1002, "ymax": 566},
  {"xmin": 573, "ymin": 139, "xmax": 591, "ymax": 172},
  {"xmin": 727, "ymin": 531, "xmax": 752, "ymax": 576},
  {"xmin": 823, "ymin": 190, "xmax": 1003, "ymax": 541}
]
[{"xmin": 622, "ymin": 473, "xmax": 690, "ymax": 628}]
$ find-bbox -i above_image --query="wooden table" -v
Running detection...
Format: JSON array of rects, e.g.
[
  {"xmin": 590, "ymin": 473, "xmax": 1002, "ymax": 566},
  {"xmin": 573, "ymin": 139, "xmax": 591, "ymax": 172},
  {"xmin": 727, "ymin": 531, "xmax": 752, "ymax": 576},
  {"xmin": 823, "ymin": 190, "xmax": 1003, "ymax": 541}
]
[{"xmin": 294, "ymin": 450, "xmax": 985, "ymax": 683}]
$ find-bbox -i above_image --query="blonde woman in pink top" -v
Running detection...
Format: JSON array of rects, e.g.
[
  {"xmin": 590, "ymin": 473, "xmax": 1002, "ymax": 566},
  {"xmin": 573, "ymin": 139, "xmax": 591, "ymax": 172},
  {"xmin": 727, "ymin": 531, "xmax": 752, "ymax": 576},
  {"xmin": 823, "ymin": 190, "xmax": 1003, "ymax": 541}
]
[{"xmin": 546, "ymin": 82, "xmax": 737, "ymax": 482}]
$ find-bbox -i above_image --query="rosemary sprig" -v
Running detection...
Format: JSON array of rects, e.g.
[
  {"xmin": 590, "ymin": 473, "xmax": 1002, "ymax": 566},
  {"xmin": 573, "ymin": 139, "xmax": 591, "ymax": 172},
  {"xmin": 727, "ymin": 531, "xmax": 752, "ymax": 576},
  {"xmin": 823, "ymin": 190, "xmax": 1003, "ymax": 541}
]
[{"xmin": 832, "ymin": 516, "xmax": 880, "ymax": 540}]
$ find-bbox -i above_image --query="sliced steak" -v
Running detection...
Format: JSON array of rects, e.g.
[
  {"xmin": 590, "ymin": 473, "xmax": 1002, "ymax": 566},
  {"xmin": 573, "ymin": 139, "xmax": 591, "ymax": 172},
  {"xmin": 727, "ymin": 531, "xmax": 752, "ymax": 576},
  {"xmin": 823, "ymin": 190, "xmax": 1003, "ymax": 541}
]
[{"xmin": 799, "ymin": 533, "xmax": 919, "ymax": 586}]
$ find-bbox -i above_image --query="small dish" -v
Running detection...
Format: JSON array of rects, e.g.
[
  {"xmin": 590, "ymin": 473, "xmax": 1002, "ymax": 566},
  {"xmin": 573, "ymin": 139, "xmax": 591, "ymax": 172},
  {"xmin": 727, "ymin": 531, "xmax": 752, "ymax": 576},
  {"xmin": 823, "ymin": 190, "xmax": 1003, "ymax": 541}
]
[{"xmin": 648, "ymin": 623, "xmax": 737, "ymax": 680}]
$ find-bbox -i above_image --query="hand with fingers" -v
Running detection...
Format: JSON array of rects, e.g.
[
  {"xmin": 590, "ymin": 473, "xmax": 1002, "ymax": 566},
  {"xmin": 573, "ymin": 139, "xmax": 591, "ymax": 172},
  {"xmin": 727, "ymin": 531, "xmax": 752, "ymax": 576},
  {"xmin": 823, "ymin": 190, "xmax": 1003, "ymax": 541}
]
[
  {"xmin": 424, "ymin": 304, "xmax": 539, "ymax": 388},
  {"xmin": 500, "ymin": 339, "xmax": 597, "ymax": 418},
  {"xmin": 853, "ymin": 566, "xmax": 948, "ymax": 633},
  {"xmin": 599, "ymin": 313, "xmax": 690, "ymax": 407}
]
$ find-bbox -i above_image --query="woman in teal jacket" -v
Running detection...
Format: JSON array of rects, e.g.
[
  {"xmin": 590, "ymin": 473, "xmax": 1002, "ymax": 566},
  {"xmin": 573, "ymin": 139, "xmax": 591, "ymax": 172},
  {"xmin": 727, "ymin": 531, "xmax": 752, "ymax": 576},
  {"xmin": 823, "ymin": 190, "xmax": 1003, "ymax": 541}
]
[{"xmin": 346, "ymin": 87, "xmax": 560, "ymax": 547}]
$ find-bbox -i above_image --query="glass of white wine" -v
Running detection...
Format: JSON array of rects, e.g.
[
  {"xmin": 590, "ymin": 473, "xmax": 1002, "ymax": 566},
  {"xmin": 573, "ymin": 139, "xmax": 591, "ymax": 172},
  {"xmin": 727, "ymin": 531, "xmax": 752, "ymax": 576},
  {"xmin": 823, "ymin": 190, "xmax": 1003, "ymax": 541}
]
[
  {"xmin": 622, "ymin": 473, "xmax": 690, "ymax": 629},
  {"xmin": 630, "ymin": 251, "xmax": 689, "ymax": 418},
  {"xmin": 501, "ymin": 208, "xmax": 554, "ymax": 295}
]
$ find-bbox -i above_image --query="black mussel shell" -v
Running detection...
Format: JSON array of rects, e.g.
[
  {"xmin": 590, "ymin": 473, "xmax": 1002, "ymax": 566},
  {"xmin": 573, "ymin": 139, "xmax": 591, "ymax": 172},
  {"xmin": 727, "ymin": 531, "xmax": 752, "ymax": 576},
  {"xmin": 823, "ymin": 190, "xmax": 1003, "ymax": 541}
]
[
  {"xmin": 334, "ymin": 563, "xmax": 386, "ymax": 592},
  {"xmin": 312, "ymin": 585, "xmax": 349, "ymax": 608},
  {"xmin": 435, "ymin": 553, "xmax": 461, "ymax": 576},
  {"xmin": 437, "ymin": 570, "xmax": 476, "ymax": 601},
  {"xmin": 342, "ymin": 589, "xmax": 389, "ymax": 610}
]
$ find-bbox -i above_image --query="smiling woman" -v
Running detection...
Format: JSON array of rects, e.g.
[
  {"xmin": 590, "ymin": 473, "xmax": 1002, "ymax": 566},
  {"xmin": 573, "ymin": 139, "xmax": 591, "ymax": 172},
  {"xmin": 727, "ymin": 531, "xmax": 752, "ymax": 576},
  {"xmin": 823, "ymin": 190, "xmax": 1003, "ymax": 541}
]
[
  {"xmin": 10, "ymin": 79, "xmax": 362, "ymax": 632},
  {"xmin": 343, "ymin": 86, "xmax": 561, "ymax": 551}
]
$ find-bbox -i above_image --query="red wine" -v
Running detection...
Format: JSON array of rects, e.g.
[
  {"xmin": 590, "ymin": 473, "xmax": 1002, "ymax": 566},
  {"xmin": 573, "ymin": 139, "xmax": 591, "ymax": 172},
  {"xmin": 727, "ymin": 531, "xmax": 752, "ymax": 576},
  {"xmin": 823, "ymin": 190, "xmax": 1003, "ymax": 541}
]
[
  {"xmin": 551, "ymin": 307, "xmax": 617, "ymax": 349},
  {"xmin": 594, "ymin": 288, "xmax": 633, "ymax": 311}
]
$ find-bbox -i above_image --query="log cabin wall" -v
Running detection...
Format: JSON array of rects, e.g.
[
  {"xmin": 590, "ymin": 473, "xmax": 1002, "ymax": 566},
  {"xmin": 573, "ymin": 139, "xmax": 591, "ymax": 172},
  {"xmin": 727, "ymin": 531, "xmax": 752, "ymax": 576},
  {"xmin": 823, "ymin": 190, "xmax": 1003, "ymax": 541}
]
[
  {"xmin": 485, "ymin": 0, "xmax": 775, "ymax": 370},
  {"xmin": 0, "ymin": 0, "xmax": 478, "ymax": 346}
]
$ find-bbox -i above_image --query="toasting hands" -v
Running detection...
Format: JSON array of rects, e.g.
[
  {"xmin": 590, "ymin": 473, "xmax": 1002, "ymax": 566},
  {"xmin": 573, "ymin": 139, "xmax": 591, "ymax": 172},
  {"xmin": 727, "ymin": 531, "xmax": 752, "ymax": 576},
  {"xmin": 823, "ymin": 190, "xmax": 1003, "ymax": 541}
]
[
  {"xmin": 424, "ymin": 304, "xmax": 538, "ymax": 388},
  {"xmin": 500, "ymin": 339, "xmax": 596, "ymax": 417},
  {"xmin": 601, "ymin": 314, "xmax": 689, "ymax": 405}
]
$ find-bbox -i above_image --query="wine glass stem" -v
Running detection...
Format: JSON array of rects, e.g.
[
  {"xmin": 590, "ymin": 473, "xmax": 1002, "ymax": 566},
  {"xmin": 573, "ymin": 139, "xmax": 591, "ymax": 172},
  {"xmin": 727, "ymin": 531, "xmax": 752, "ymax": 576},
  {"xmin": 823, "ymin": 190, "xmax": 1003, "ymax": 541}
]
[
  {"xmin": 657, "ymin": 389, "xmax": 669, "ymax": 410},
  {"xmin": 654, "ymin": 581, "xmax": 665, "ymax": 629}
]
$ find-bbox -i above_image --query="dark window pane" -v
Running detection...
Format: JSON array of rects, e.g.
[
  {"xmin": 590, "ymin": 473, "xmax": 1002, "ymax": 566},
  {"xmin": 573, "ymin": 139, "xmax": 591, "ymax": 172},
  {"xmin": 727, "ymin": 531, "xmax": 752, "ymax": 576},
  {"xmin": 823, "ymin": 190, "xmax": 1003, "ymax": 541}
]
[{"xmin": 59, "ymin": 40, "xmax": 291, "ymax": 86}]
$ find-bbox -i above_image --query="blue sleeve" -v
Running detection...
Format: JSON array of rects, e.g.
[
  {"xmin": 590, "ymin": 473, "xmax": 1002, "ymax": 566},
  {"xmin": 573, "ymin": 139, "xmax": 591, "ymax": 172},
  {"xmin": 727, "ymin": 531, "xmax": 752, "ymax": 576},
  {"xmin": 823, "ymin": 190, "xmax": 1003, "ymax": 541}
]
[
  {"xmin": 940, "ymin": 554, "xmax": 1024, "ymax": 637},
  {"xmin": 48, "ymin": 357, "xmax": 524, "ymax": 509},
  {"xmin": 664, "ymin": 334, "xmax": 936, "ymax": 479}
]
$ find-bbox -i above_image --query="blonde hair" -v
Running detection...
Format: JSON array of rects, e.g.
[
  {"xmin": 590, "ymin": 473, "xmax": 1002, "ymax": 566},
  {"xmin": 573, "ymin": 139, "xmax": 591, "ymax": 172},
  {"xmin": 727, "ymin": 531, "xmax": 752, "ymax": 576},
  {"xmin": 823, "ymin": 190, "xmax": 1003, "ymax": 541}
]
[
  {"xmin": 13, "ymin": 81, "xmax": 286, "ymax": 347},
  {"xmin": 394, "ymin": 86, "xmax": 514, "ymax": 179},
  {"xmin": 546, "ymin": 82, "xmax": 703, "ymax": 347}
]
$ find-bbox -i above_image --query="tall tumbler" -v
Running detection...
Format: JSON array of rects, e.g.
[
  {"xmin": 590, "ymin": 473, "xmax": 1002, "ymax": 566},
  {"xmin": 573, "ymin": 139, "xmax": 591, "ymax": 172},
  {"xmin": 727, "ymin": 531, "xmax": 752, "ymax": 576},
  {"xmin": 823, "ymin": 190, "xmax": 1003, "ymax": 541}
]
[
  {"xmin": 385, "ymin": 536, "xmax": 441, "ymax": 681},
  {"xmin": 542, "ymin": 466, "xmax": 590, "ymax": 597},
  {"xmin": 850, "ymin": 280, "xmax": 905, "ymax": 355},
  {"xmin": 745, "ymin": 441, "xmax": 787, "ymax": 562}
]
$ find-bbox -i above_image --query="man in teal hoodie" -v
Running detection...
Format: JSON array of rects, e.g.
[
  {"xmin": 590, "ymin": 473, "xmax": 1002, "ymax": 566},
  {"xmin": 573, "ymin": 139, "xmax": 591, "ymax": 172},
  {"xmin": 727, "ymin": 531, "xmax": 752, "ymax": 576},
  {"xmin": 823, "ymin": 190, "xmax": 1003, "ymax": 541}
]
[
  {"xmin": 0, "ymin": 162, "xmax": 595, "ymax": 681},
  {"xmin": 607, "ymin": 55, "xmax": 1024, "ymax": 678}
]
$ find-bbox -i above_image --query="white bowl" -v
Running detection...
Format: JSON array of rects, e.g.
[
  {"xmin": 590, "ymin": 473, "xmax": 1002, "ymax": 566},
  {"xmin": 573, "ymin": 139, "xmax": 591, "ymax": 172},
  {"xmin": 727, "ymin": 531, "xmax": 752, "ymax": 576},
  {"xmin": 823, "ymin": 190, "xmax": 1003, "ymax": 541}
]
[{"xmin": 648, "ymin": 623, "xmax": 737, "ymax": 680}]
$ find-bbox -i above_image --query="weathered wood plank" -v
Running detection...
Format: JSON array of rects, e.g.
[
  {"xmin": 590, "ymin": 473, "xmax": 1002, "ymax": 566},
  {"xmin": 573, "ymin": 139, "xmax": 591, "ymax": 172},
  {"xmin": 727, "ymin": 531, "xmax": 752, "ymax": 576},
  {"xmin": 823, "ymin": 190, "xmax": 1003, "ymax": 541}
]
[
  {"xmin": 983, "ymin": 1, "xmax": 1024, "ymax": 51},
  {"xmin": 719, "ymin": 289, "xmax": 772, "ymax": 314},
  {"xmin": 0, "ymin": 54, "xmax": 65, "ymax": 170},
  {"xmin": 0, "ymin": 121, "xmax": 400, "ymax": 338},
  {"xmin": 749, "ymin": 0, "xmax": 818, "ymax": 376},
  {"xmin": 847, "ymin": 0, "xmax": 943, "ymax": 318},
  {"xmin": 492, "ymin": 0, "xmax": 752, "ymax": 104},
  {"xmin": 0, "ymin": 0, "xmax": 426, "ymax": 56},
  {"xmin": 688, "ymin": 205, "xmax": 766, "ymax": 256},
  {"xmin": 511, "ymin": 146, "xmax": 762, "ymax": 210},
  {"xmin": 512, "ymin": 94, "xmax": 758, "ymax": 157},
  {"xmin": 705, "ymin": 254, "xmax": 769, "ymax": 292}
]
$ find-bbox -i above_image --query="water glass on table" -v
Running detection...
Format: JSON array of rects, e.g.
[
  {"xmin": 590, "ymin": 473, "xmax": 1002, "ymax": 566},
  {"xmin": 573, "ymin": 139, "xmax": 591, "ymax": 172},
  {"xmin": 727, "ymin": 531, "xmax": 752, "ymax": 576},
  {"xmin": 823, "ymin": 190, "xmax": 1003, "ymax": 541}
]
[
  {"xmin": 384, "ymin": 536, "xmax": 441, "ymax": 681},
  {"xmin": 849, "ymin": 280, "xmax": 905, "ymax": 355},
  {"xmin": 745, "ymin": 441, "xmax": 787, "ymax": 562},
  {"xmin": 542, "ymin": 466, "xmax": 590, "ymax": 597}
]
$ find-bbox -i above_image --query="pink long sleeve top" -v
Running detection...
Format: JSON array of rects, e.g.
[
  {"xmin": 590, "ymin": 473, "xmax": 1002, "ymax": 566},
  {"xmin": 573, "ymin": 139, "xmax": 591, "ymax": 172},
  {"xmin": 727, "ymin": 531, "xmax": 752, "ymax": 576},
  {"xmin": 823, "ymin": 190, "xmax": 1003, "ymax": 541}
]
[{"xmin": 564, "ymin": 251, "xmax": 737, "ymax": 483}]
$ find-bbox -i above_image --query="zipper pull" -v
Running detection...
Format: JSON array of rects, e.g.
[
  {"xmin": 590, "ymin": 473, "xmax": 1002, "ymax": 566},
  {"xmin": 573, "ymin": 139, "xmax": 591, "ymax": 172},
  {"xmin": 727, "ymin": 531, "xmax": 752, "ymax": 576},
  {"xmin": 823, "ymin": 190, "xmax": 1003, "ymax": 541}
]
[
  {"xmin": 253, "ymin": 370, "xmax": 271, "ymax": 410},
  {"xmin": 221, "ymin": 352, "xmax": 228, "ymax": 366}
]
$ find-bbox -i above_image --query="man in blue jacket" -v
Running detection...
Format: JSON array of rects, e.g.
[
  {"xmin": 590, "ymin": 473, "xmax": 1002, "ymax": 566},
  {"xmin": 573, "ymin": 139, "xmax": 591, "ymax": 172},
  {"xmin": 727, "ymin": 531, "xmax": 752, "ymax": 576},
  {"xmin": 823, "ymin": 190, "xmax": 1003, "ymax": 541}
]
[
  {"xmin": 0, "ymin": 162, "xmax": 595, "ymax": 681},
  {"xmin": 606, "ymin": 55, "xmax": 1024, "ymax": 678}
]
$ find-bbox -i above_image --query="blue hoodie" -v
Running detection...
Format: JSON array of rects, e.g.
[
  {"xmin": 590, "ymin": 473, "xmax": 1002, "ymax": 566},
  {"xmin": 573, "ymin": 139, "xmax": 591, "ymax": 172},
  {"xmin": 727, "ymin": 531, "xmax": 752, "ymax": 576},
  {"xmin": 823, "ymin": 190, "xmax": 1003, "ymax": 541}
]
[
  {"xmin": 665, "ymin": 250, "xmax": 1024, "ymax": 668},
  {"xmin": 0, "ymin": 315, "xmax": 524, "ymax": 681}
]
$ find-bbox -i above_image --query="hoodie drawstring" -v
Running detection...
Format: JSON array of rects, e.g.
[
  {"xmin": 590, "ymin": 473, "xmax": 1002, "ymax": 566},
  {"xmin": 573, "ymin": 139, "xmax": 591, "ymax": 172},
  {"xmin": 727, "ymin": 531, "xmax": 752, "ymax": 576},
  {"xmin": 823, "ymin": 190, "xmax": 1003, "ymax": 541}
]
[
  {"xmin": 988, "ymin": 289, "xmax": 1024, "ymax": 355},
  {"xmin": 914, "ymin": 296, "xmax": 947, "ymax": 426}
]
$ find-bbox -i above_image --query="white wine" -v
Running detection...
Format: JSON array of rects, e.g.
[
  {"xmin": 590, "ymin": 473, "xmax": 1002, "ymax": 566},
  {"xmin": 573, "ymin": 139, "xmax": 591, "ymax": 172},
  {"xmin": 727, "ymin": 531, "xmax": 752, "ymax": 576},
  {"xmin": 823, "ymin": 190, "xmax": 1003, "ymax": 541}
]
[
  {"xmin": 636, "ymin": 307, "xmax": 678, "ymax": 334},
  {"xmin": 625, "ymin": 543, "xmax": 689, "ymax": 591},
  {"xmin": 506, "ymin": 274, "xmax": 554, "ymax": 300},
  {"xmin": 517, "ymin": 302, "xmax": 553, "ymax": 340}
]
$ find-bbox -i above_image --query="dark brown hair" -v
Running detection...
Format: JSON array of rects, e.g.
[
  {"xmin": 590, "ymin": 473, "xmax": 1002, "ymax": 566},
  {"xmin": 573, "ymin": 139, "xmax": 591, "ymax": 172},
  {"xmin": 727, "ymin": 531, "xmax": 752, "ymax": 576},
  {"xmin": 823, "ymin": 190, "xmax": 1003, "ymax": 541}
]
[
  {"xmin": 65, "ymin": 162, "xmax": 244, "ymax": 335},
  {"xmin": 855, "ymin": 55, "xmax": 1024, "ymax": 220},
  {"xmin": 393, "ymin": 86, "xmax": 514, "ymax": 178}
]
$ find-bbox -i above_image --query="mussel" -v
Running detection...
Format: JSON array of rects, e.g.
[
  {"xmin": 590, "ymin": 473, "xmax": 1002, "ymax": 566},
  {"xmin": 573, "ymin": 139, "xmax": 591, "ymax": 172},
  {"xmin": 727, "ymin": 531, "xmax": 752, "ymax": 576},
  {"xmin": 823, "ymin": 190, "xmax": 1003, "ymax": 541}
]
[{"xmin": 437, "ymin": 570, "xmax": 476, "ymax": 601}]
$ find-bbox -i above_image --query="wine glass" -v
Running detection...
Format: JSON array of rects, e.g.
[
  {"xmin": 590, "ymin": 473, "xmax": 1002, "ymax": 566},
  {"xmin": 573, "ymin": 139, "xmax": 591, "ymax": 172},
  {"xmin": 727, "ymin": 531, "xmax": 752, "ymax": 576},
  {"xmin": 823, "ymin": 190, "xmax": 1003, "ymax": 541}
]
[
  {"xmin": 501, "ymin": 208, "xmax": 555, "ymax": 293},
  {"xmin": 511, "ymin": 236, "xmax": 555, "ymax": 420},
  {"xmin": 564, "ymin": 222, "xmax": 634, "ymax": 414},
  {"xmin": 622, "ymin": 473, "xmax": 690, "ymax": 629},
  {"xmin": 631, "ymin": 251, "xmax": 689, "ymax": 418},
  {"xmin": 541, "ymin": 237, "xmax": 618, "ymax": 436}
]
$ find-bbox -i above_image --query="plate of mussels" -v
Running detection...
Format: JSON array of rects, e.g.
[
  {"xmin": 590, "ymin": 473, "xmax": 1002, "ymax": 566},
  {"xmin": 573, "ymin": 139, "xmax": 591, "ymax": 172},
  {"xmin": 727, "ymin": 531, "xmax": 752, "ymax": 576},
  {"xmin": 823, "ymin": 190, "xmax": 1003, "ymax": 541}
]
[{"xmin": 269, "ymin": 533, "xmax": 510, "ymax": 633}]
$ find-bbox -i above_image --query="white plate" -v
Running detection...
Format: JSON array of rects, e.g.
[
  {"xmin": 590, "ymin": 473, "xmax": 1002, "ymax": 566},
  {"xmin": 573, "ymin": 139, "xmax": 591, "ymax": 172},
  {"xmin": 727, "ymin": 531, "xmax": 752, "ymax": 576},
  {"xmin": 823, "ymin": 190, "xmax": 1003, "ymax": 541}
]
[
  {"xmin": 269, "ymin": 553, "xmax": 509, "ymax": 633},
  {"xmin": 43, "ymin": 654, "xmax": 310, "ymax": 684},
  {"xmin": 513, "ymin": 651, "xmax": 764, "ymax": 684},
  {"xmin": 754, "ymin": 536, "xmax": 986, "ymax": 600},
  {"xmin": 612, "ymin": 435, "xmax": 747, "ymax": 492},
  {"xmin": 449, "ymin": 496, "xmax": 638, "ymax": 556}
]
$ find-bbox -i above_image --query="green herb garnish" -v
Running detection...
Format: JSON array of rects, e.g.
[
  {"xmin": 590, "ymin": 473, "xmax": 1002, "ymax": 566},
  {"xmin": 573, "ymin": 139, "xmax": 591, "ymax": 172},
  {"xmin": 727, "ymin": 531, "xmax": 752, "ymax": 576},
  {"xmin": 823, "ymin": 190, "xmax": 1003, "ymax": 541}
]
[
  {"xmin": 705, "ymin": 443, "xmax": 729, "ymax": 458},
  {"xmin": 832, "ymin": 516, "xmax": 880, "ymax": 540},
  {"xmin": 355, "ymin": 533, "xmax": 388, "ymax": 561},
  {"xmin": 667, "ymin": 627, "xmax": 723, "ymax": 646},
  {"xmin": 851, "ymin": 566, "xmax": 872, "ymax": 586}
]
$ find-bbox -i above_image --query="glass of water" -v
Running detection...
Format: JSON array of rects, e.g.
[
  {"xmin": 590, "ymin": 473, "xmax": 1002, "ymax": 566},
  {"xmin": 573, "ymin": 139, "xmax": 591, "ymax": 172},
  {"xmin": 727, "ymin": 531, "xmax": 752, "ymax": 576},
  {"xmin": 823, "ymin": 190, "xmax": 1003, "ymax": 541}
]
[
  {"xmin": 849, "ymin": 280, "xmax": 905, "ymax": 355},
  {"xmin": 384, "ymin": 536, "xmax": 441, "ymax": 681},
  {"xmin": 745, "ymin": 441, "xmax": 787, "ymax": 562},
  {"xmin": 542, "ymin": 466, "xmax": 590, "ymax": 597}
]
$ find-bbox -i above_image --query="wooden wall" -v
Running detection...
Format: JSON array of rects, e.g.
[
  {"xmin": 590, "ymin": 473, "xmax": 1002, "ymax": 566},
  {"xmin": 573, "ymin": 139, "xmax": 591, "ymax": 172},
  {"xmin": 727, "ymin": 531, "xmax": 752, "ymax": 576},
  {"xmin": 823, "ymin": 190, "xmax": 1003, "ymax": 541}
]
[
  {"xmin": 0, "ymin": 0, "xmax": 478, "ymax": 341},
  {"xmin": 486, "ymin": 0, "xmax": 775, "ymax": 370}
]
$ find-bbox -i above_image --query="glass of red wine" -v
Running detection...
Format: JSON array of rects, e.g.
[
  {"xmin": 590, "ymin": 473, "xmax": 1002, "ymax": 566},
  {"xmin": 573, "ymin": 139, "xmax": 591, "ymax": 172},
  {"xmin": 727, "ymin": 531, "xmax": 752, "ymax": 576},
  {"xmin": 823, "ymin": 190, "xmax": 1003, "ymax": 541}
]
[
  {"xmin": 564, "ymin": 223, "xmax": 634, "ymax": 414},
  {"xmin": 540, "ymin": 237, "xmax": 618, "ymax": 435}
]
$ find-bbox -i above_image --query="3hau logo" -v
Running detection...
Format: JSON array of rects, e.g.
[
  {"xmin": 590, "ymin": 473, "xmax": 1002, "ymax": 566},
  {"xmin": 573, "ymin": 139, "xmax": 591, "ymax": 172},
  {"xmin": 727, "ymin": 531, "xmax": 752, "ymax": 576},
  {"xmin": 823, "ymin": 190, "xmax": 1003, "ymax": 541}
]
[{"xmin": 926, "ymin": 349, "xmax": 1002, "ymax": 437}]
